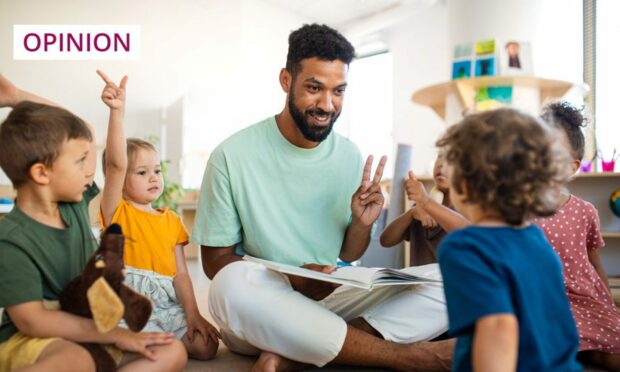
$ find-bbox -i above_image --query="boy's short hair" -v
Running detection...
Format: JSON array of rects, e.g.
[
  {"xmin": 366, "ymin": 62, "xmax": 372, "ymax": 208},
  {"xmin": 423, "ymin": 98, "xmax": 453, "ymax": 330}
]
[
  {"xmin": 286, "ymin": 24, "xmax": 356, "ymax": 79},
  {"xmin": 540, "ymin": 101, "xmax": 586, "ymax": 161},
  {"xmin": 0, "ymin": 101, "xmax": 92, "ymax": 188},
  {"xmin": 102, "ymin": 138, "xmax": 157, "ymax": 175},
  {"xmin": 437, "ymin": 108, "xmax": 570, "ymax": 225}
]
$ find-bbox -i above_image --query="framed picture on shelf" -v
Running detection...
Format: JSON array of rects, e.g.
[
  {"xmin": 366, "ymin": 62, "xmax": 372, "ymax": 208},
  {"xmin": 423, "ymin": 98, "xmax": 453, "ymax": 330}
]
[
  {"xmin": 453, "ymin": 42, "xmax": 474, "ymax": 59},
  {"xmin": 499, "ymin": 40, "xmax": 533, "ymax": 75},
  {"xmin": 475, "ymin": 56, "xmax": 496, "ymax": 77},
  {"xmin": 474, "ymin": 86, "xmax": 513, "ymax": 111},
  {"xmin": 452, "ymin": 60, "xmax": 472, "ymax": 79},
  {"xmin": 451, "ymin": 43, "xmax": 474, "ymax": 80},
  {"xmin": 475, "ymin": 39, "xmax": 496, "ymax": 55}
]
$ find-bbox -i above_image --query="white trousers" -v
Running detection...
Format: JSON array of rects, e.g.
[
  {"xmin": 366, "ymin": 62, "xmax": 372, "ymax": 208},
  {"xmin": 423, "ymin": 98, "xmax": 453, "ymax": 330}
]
[{"xmin": 208, "ymin": 261, "xmax": 448, "ymax": 367}]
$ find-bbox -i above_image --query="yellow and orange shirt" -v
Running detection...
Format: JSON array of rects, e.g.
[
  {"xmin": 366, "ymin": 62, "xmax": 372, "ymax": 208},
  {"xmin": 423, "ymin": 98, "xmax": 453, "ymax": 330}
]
[{"xmin": 101, "ymin": 199, "xmax": 188, "ymax": 277}]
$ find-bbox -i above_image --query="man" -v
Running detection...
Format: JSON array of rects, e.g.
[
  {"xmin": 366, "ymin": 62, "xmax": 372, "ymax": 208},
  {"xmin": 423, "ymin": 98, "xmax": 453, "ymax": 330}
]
[{"xmin": 191, "ymin": 24, "xmax": 452, "ymax": 371}]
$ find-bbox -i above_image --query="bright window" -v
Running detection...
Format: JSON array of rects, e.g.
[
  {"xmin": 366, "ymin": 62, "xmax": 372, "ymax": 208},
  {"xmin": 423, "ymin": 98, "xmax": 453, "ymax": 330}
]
[
  {"xmin": 596, "ymin": 0, "xmax": 620, "ymax": 161},
  {"xmin": 180, "ymin": 52, "xmax": 396, "ymax": 189},
  {"xmin": 336, "ymin": 52, "xmax": 394, "ymax": 180}
]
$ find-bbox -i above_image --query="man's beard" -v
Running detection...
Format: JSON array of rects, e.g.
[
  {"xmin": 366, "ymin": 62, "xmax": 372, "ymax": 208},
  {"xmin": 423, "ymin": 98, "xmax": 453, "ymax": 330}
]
[{"xmin": 288, "ymin": 90, "xmax": 339, "ymax": 143}]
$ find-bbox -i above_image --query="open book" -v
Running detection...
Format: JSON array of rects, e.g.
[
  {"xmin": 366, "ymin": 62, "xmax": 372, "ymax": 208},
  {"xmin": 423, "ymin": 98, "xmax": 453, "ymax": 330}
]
[{"xmin": 243, "ymin": 255, "xmax": 442, "ymax": 290}]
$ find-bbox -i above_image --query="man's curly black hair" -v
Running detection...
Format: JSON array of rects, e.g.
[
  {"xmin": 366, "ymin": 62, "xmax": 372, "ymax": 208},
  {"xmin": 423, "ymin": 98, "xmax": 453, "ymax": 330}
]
[
  {"xmin": 540, "ymin": 101, "xmax": 587, "ymax": 160},
  {"xmin": 286, "ymin": 24, "xmax": 355, "ymax": 79}
]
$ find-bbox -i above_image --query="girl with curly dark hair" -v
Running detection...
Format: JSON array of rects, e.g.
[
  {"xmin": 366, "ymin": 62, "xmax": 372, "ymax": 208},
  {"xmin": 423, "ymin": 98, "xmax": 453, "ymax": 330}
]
[{"xmin": 535, "ymin": 101, "xmax": 620, "ymax": 371}]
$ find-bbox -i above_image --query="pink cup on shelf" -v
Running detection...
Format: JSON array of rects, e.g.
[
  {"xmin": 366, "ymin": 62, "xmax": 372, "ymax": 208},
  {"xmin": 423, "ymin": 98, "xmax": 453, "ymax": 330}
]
[
  {"xmin": 601, "ymin": 160, "xmax": 616, "ymax": 172},
  {"xmin": 580, "ymin": 161, "xmax": 593, "ymax": 173}
]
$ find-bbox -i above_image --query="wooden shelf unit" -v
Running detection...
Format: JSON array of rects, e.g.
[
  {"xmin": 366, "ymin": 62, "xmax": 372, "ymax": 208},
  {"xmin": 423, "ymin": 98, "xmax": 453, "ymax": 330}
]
[
  {"xmin": 411, "ymin": 76, "xmax": 580, "ymax": 120},
  {"xmin": 568, "ymin": 172, "xmax": 620, "ymax": 275},
  {"xmin": 602, "ymin": 232, "xmax": 620, "ymax": 239},
  {"xmin": 575, "ymin": 172, "xmax": 620, "ymax": 178}
]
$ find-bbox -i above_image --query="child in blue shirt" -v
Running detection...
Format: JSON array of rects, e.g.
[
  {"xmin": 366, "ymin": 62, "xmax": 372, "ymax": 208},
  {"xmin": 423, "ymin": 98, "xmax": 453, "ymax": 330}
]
[{"xmin": 436, "ymin": 108, "xmax": 581, "ymax": 371}]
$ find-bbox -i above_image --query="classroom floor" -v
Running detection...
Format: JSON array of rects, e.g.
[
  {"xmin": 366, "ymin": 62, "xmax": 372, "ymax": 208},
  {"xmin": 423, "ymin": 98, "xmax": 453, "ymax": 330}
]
[
  {"xmin": 0, "ymin": 258, "xmax": 605, "ymax": 371},
  {"xmin": 185, "ymin": 258, "xmax": 388, "ymax": 372},
  {"xmin": 184, "ymin": 259, "xmax": 607, "ymax": 372}
]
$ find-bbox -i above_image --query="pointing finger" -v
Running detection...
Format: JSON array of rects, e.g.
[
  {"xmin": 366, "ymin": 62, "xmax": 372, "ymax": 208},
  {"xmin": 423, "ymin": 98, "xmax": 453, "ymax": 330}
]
[{"xmin": 96, "ymin": 70, "xmax": 115, "ymax": 87}]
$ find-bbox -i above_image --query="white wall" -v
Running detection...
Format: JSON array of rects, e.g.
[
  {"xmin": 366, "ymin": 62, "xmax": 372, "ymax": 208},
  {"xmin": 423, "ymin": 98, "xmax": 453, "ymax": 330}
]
[
  {"xmin": 181, "ymin": 0, "xmax": 309, "ymax": 187},
  {"xmin": 0, "ymin": 0, "xmax": 308, "ymax": 186},
  {"xmin": 382, "ymin": 0, "xmax": 583, "ymax": 176},
  {"xmin": 448, "ymin": 0, "xmax": 583, "ymax": 81},
  {"xmin": 384, "ymin": 2, "xmax": 450, "ymax": 176},
  {"xmin": 0, "ymin": 0, "xmax": 585, "ymax": 186}
]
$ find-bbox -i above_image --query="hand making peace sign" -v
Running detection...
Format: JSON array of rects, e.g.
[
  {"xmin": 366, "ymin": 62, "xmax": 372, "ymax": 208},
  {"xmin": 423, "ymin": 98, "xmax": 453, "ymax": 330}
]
[
  {"xmin": 351, "ymin": 155, "xmax": 388, "ymax": 227},
  {"xmin": 96, "ymin": 69, "xmax": 127, "ymax": 111}
]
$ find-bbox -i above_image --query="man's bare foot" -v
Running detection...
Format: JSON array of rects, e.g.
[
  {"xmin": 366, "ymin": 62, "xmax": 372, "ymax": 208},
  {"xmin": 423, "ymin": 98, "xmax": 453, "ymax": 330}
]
[{"xmin": 251, "ymin": 351, "xmax": 309, "ymax": 372}]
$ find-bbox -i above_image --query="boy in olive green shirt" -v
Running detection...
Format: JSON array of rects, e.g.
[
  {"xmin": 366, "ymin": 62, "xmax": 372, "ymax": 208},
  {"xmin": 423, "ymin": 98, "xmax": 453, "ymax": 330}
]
[{"xmin": 0, "ymin": 74, "xmax": 186, "ymax": 371}]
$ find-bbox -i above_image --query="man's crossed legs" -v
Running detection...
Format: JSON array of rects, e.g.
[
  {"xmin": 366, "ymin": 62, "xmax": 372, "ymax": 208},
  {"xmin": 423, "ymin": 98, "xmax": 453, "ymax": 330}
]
[{"xmin": 208, "ymin": 261, "xmax": 453, "ymax": 371}]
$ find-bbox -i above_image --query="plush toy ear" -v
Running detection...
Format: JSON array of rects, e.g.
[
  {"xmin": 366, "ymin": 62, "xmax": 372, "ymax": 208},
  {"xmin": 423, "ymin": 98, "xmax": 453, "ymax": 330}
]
[
  {"xmin": 87, "ymin": 277, "xmax": 125, "ymax": 333},
  {"xmin": 119, "ymin": 284, "xmax": 152, "ymax": 331}
]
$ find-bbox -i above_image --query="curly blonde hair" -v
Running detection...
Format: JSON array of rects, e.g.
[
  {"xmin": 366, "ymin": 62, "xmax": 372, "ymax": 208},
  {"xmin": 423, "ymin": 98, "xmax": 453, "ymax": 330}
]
[
  {"xmin": 101, "ymin": 138, "xmax": 157, "ymax": 176},
  {"xmin": 436, "ymin": 108, "xmax": 570, "ymax": 225}
]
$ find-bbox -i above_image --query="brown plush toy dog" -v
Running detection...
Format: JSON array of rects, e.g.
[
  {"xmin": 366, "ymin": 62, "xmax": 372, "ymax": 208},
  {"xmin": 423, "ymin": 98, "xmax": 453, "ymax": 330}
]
[{"xmin": 59, "ymin": 223, "xmax": 152, "ymax": 372}]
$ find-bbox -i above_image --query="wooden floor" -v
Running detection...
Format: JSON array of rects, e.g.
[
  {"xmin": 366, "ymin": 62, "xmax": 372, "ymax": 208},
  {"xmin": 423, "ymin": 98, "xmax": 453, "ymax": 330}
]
[
  {"xmin": 183, "ymin": 259, "xmax": 607, "ymax": 372},
  {"xmin": 0, "ymin": 258, "xmax": 607, "ymax": 371},
  {"xmin": 185, "ymin": 258, "xmax": 390, "ymax": 371}
]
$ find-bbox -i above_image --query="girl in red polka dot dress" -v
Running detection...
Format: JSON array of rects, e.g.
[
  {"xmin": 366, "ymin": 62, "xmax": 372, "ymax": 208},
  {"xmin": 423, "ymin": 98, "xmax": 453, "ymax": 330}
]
[{"xmin": 534, "ymin": 101, "xmax": 620, "ymax": 371}]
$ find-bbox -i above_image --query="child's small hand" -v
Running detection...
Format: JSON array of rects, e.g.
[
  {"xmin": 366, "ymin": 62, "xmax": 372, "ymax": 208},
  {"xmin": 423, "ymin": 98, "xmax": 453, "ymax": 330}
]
[
  {"xmin": 187, "ymin": 313, "xmax": 221, "ymax": 346},
  {"xmin": 405, "ymin": 170, "xmax": 430, "ymax": 206},
  {"xmin": 112, "ymin": 328, "xmax": 175, "ymax": 361},
  {"xmin": 96, "ymin": 70, "xmax": 127, "ymax": 111},
  {"xmin": 410, "ymin": 206, "xmax": 437, "ymax": 228}
]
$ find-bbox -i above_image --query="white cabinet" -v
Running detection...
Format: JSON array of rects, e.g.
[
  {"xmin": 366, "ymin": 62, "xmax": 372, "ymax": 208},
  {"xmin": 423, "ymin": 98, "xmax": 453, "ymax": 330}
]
[{"xmin": 568, "ymin": 173, "xmax": 620, "ymax": 276}]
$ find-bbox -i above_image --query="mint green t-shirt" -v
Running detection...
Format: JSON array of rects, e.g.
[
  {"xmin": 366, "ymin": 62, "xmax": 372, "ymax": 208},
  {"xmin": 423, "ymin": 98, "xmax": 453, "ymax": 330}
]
[
  {"xmin": 0, "ymin": 183, "xmax": 99, "ymax": 343},
  {"xmin": 191, "ymin": 116, "xmax": 363, "ymax": 266}
]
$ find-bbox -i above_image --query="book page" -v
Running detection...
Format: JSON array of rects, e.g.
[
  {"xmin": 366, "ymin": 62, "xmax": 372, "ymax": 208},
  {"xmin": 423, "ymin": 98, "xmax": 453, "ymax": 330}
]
[
  {"xmin": 330, "ymin": 266, "xmax": 381, "ymax": 283},
  {"xmin": 243, "ymin": 255, "xmax": 348, "ymax": 282},
  {"xmin": 243, "ymin": 256, "xmax": 442, "ymax": 289}
]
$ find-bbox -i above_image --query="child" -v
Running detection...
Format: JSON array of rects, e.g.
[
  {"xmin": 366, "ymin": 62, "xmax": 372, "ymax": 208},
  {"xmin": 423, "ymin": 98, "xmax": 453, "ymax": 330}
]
[
  {"xmin": 380, "ymin": 154, "xmax": 468, "ymax": 265},
  {"xmin": 96, "ymin": 71, "xmax": 220, "ymax": 361},
  {"xmin": 534, "ymin": 101, "xmax": 620, "ymax": 371},
  {"xmin": 436, "ymin": 108, "xmax": 581, "ymax": 371},
  {"xmin": 0, "ymin": 74, "xmax": 186, "ymax": 371}
]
